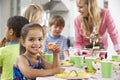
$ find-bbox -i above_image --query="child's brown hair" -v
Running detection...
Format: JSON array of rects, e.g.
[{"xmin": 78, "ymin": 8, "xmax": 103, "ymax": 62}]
[{"xmin": 49, "ymin": 15, "xmax": 65, "ymax": 27}]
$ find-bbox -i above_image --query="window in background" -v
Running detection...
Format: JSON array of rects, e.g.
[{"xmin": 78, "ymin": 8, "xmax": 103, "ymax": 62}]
[{"xmin": 104, "ymin": 0, "xmax": 108, "ymax": 8}]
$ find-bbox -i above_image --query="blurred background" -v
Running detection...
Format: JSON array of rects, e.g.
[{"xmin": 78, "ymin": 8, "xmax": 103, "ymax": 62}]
[{"xmin": 0, "ymin": 0, "xmax": 120, "ymax": 58}]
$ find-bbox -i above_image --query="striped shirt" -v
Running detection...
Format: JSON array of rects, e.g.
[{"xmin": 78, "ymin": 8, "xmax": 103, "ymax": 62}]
[{"xmin": 42, "ymin": 31, "xmax": 68, "ymax": 60}]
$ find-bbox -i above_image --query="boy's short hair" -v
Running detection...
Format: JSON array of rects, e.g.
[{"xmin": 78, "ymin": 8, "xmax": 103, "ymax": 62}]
[
  {"xmin": 7, "ymin": 16, "xmax": 29, "ymax": 38},
  {"xmin": 49, "ymin": 15, "xmax": 65, "ymax": 27}
]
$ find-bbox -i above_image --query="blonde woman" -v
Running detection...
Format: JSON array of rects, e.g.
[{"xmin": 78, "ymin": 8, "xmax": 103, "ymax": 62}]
[{"xmin": 74, "ymin": 0, "xmax": 120, "ymax": 56}]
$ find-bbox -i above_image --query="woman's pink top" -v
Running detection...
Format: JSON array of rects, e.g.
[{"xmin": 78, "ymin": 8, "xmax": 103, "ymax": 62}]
[{"xmin": 74, "ymin": 9, "xmax": 120, "ymax": 54}]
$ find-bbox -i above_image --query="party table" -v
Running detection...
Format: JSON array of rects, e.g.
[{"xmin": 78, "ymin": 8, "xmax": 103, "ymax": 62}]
[{"xmin": 36, "ymin": 66, "xmax": 120, "ymax": 80}]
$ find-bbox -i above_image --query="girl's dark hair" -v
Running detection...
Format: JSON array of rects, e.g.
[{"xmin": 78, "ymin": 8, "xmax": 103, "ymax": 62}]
[
  {"xmin": 20, "ymin": 23, "xmax": 44, "ymax": 54},
  {"xmin": 7, "ymin": 16, "xmax": 29, "ymax": 38}
]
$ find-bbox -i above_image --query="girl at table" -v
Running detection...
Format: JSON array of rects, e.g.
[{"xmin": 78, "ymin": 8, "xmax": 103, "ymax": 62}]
[
  {"xmin": 74, "ymin": 0, "xmax": 120, "ymax": 56},
  {"xmin": 13, "ymin": 23, "xmax": 64, "ymax": 79}
]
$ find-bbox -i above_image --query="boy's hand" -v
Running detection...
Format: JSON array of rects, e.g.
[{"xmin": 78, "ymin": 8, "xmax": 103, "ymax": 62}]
[{"xmin": 0, "ymin": 37, "xmax": 6, "ymax": 47}]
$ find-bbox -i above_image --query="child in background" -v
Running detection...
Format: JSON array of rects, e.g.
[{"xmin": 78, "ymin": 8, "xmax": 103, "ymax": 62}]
[
  {"xmin": 0, "ymin": 16, "xmax": 29, "ymax": 80},
  {"xmin": 13, "ymin": 23, "xmax": 64, "ymax": 79},
  {"xmin": 42, "ymin": 15, "xmax": 69, "ymax": 60},
  {"xmin": 22, "ymin": 4, "xmax": 43, "ymax": 24},
  {"xmin": 22, "ymin": 4, "xmax": 49, "ymax": 35}
]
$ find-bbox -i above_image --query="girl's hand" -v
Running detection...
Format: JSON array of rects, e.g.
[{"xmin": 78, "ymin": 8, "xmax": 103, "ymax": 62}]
[
  {"xmin": 48, "ymin": 43, "xmax": 61, "ymax": 54},
  {"xmin": 0, "ymin": 37, "xmax": 6, "ymax": 47},
  {"xmin": 37, "ymin": 51, "xmax": 44, "ymax": 59},
  {"xmin": 53, "ymin": 44, "xmax": 61, "ymax": 54},
  {"xmin": 53, "ymin": 67, "xmax": 65, "ymax": 75}
]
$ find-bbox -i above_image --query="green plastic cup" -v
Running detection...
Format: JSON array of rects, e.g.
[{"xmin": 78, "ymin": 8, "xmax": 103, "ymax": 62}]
[
  {"xmin": 85, "ymin": 57, "xmax": 96, "ymax": 70},
  {"xmin": 70, "ymin": 56, "xmax": 76, "ymax": 64},
  {"xmin": 112, "ymin": 55, "xmax": 120, "ymax": 62},
  {"xmin": 74, "ymin": 56, "xmax": 84, "ymax": 68},
  {"xmin": 44, "ymin": 54, "xmax": 53, "ymax": 63},
  {"xmin": 101, "ymin": 61, "xmax": 113, "ymax": 78}
]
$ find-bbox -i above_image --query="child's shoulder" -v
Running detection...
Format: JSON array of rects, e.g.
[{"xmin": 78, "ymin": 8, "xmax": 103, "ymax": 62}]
[
  {"xmin": 0, "ymin": 44, "xmax": 19, "ymax": 52},
  {"xmin": 14, "ymin": 55, "xmax": 27, "ymax": 69},
  {"xmin": 16, "ymin": 55, "xmax": 28, "ymax": 64},
  {"xmin": 2, "ymin": 44, "xmax": 19, "ymax": 48},
  {"xmin": 60, "ymin": 35, "xmax": 67, "ymax": 40}
]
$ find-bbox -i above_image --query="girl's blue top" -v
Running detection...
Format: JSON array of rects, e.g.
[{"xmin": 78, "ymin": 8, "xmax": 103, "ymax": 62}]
[{"xmin": 13, "ymin": 55, "xmax": 44, "ymax": 80}]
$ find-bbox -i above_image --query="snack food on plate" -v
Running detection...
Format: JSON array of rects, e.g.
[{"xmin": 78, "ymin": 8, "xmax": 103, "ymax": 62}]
[
  {"xmin": 54, "ymin": 70, "xmax": 93, "ymax": 79},
  {"xmin": 68, "ymin": 70, "xmax": 78, "ymax": 77},
  {"xmin": 85, "ymin": 67, "xmax": 96, "ymax": 73},
  {"xmin": 60, "ymin": 60, "xmax": 74, "ymax": 67}
]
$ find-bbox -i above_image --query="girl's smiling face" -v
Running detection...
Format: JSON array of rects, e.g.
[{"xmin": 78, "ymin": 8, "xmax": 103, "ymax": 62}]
[{"xmin": 22, "ymin": 28, "xmax": 44, "ymax": 54}]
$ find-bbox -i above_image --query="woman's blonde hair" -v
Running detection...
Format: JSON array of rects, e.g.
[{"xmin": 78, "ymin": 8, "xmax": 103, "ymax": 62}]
[
  {"xmin": 22, "ymin": 4, "xmax": 44, "ymax": 23},
  {"xmin": 76, "ymin": 0, "xmax": 101, "ymax": 37}
]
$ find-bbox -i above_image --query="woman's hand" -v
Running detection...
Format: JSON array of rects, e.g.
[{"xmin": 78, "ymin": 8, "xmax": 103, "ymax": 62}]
[
  {"xmin": 74, "ymin": 52, "xmax": 80, "ymax": 56},
  {"xmin": 0, "ymin": 37, "xmax": 6, "ymax": 47},
  {"xmin": 116, "ymin": 50, "xmax": 120, "ymax": 55}
]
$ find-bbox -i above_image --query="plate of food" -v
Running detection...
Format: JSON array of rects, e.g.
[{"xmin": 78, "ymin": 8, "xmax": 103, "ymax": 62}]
[
  {"xmin": 60, "ymin": 60, "xmax": 74, "ymax": 67},
  {"xmin": 54, "ymin": 70, "xmax": 93, "ymax": 79}
]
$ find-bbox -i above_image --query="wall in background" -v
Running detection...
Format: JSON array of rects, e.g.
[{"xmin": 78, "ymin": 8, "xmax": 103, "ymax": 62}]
[
  {"xmin": 107, "ymin": 0, "xmax": 120, "ymax": 58},
  {"xmin": 0, "ymin": 0, "xmax": 20, "ymax": 40},
  {"xmin": 60, "ymin": 0, "xmax": 120, "ymax": 59},
  {"xmin": 0, "ymin": 0, "xmax": 120, "ymax": 58},
  {"xmin": 0, "ymin": 0, "xmax": 11, "ymax": 40}
]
